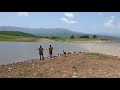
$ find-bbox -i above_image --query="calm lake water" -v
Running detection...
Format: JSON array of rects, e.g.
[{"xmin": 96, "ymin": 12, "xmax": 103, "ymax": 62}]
[{"xmin": 0, "ymin": 41, "xmax": 120, "ymax": 65}]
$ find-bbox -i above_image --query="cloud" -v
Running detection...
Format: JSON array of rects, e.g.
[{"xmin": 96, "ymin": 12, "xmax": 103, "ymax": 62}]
[
  {"xmin": 18, "ymin": 12, "xmax": 28, "ymax": 16},
  {"xmin": 104, "ymin": 16, "xmax": 115, "ymax": 28},
  {"xmin": 60, "ymin": 12, "xmax": 78, "ymax": 24},
  {"xmin": 98, "ymin": 12, "xmax": 103, "ymax": 16},
  {"xmin": 64, "ymin": 12, "xmax": 74, "ymax": 18},
  {"xmin": 104, "ymin": 16, "xmax": 120, "ymax": 29},
  {"xmin": 60, "ymin": 17, "xmax": 77, "ymax": 24}
]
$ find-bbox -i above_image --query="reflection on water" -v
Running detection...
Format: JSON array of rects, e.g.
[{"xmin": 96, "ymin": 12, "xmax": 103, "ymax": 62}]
[{"xmin": 0, "ymin": 42, "xmax": 120, "ymax": 65}]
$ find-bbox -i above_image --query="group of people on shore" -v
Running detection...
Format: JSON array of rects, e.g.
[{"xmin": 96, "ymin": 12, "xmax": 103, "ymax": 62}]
[
  {"xmin": 38, "ymin": 45, "xmax": 53, "ymax": 60},
  {"xmin": 38, "ymin": 45, "xmax": 69, "ymax": 60}
]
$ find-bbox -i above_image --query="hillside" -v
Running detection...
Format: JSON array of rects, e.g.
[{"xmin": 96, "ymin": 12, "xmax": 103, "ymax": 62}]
[
  {"xmin": 0, "ymin": 26, "xmax": 88, "ymax": 37},
  {"xmin": 0, "ymin": 31, "xmax": 38, "ymax": 37},
  {"xmin": 0, "ymin": 34, "xmax": 39, "ymax": 42},
  {"xmin": 0, "ymin": 31, "xmax": 40, "ymax": 42},
  {"xmin": 34, "ymin": 28, "xmax": 85, "ymax": 37},
  {"xmin": 0, "ymin": 26, "xmax": 119, "ymax": 40}
]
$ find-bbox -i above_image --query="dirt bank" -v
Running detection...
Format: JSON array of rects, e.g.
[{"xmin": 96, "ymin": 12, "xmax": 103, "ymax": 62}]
[{"xmin": 0, "ymin": 52, "xmax": 120, "ymax": 78}]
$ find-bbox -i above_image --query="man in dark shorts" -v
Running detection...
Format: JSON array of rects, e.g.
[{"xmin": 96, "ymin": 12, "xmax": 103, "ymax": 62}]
[
  {"xmin": 38, "ymin": 45, "xmax": 44, "ymax": 60},
  {"xmin": 49, "ymin": 45, "xmax": 53, "ymax": 58}
]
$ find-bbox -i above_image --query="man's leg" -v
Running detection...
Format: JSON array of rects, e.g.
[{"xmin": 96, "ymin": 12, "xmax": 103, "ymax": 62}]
[
  {"xmin": 40, "ymin": 55, "xmax": 41, "ymax": 60},
  {"xmin": 50, "ymin": 54, "xmax": 52, "ymax": 58},
  {"xmin": 42, "ymin": 55, "xmax": 44, "ymax": 59},
  {"xmin": 50, "ymin": 51, "xmax": 52, "ymax": 58}
]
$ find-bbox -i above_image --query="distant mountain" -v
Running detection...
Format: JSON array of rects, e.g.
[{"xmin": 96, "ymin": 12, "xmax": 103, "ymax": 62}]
[
  {"xmin": 0, "ymin": 26, "xmax": 86, "ymax": 37},
  {"xmin": 0, "ymin": 26, "xmax": 120, "ymax": 40},
  {"xmin": 0, "ymin": 26, "xmax": 36, "ymax": 34}
]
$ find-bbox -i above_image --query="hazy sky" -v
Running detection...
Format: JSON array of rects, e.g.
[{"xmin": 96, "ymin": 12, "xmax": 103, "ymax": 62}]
[{"xmin": 0, "ymin": 12, "xmax": 120, "ymax": 34}]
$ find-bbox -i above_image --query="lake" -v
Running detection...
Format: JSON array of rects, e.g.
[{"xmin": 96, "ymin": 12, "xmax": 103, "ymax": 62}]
[{"xmin": 0, "ymin": 41, "xmax": 120, "ymax": 65}]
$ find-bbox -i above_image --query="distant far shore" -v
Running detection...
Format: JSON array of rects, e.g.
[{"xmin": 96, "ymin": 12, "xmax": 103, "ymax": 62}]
[
  {"xmin": 35, "ymin": 38, "xmax": 113, "ymax": 42},
  {"xmin": 72, "ymin": 40, "xmax": 113, "ymax": 43},
  {"xmin": 0, "ymin": 37, "xmax": 114, "ymax": 42},
  {"xmin": 0, "ymin": 30, "xmax": 118, "ymax": 42},
  {"xmin": 0, "ymin": 32, "xmax": 115, "ymax": 42}
]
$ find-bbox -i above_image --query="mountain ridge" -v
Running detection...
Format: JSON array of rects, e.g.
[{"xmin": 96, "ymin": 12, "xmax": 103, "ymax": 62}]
[
  {"xmin": 0, "ymin": 26, "xmax": 86, "ymax": 37},
  {"xmin": 0, "ymin": 26, "xmax": 120, "ymax": 40}
]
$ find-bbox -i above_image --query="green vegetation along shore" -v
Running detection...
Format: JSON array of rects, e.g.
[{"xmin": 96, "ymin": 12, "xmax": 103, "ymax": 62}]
[
  {"xmin": 0, "ymin": 31, "xmax": 112, "ymax": 42},
  {"xmin": 0, "ymin": 52, "xmax": 120, "ymax": 78}
]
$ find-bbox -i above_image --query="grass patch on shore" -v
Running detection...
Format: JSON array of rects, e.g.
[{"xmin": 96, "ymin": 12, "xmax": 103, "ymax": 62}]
[
  {"xmin": 18, "ymin": 69, "xmax": 31, "ymax": 78},
  {"xmin": 36, "ymin": 72, "xmax": 49, "ymax": 77},
  {"xmin": 86, "ymin": 52, "xmax": 107, "ymax": 60}
]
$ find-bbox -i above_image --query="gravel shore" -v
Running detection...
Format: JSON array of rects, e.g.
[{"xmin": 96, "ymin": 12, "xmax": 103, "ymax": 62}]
[{"xmin": 0, "ymin": 52, "xmax": 120, "ymax": 78}]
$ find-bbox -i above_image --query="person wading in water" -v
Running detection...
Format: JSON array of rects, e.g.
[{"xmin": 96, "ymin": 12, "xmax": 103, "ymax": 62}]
[{"xmin": 38, "ymin": 45, "xmax": 44, "ymax": 60}]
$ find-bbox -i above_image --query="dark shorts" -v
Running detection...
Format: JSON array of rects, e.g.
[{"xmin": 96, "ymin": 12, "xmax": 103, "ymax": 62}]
[
  {"xmin": 49, "ymin": 51, "xmax": 52, "ymax": 55},
  {"xmin": 39, "ymin": 51, "xmax": 43, "ymax": 55}
]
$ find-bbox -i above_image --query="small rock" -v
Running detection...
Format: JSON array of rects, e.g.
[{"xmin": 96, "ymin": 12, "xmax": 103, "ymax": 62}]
[
  {"xmin": 63, "ymin": 74, "xmax": 67, "ymax": 76},
  {"xmin": 33, "ymin": 73, "xmax": 37, "ymax": 76},
  {"xmin": 72, "ymin": 76, "xmax": 77, "ymax": 78},
  {"xmin": 51, "ymin": 68, "xmax": 54, "ymax": 71},
  {"xmin": 74, "ymin": 73, "xmax": 77, "ymax": 75}
]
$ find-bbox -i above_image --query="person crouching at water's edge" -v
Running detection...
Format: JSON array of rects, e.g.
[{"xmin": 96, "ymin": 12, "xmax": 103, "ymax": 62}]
[
  {"xmin": 38, "ymin": 45, "xmax": 44, "ymax": 60},
  {"xmin": 49, "ymin": 45, "xmax": 53, "ymax": 58}
]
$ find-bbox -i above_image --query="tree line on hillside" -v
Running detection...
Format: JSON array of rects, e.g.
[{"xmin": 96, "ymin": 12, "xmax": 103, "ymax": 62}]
[
  {"xmin": 0, "ymin": 31, "xmax": 98, "ymax": 39},
  {"xmin": 70, "ymin": 35, "xmax": 97, "ymax": 38},
  {"xmin": 48, "ymin": 35, "xmax": 97, "ymax": 39}
]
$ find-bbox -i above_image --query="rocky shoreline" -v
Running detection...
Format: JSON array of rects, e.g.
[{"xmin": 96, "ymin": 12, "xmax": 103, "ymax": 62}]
[{"xmin": 0, "ymin": 51, "xmax": 120, "ymax": 78}]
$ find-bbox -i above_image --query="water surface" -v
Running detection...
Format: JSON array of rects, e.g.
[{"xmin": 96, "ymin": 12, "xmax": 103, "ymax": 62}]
[{"xmin": 0, "ymin": 42, "xmax": 120, "ymax": 65}]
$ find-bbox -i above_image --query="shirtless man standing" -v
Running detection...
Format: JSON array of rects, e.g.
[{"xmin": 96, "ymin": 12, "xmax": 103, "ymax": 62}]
[
  {"xmin": 38, "ymin": 45, "xmax": 44, "ymax": 60},
  {"xmin": 49, "ymin": 45, "xmax": 53, "ymax": 58}
]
